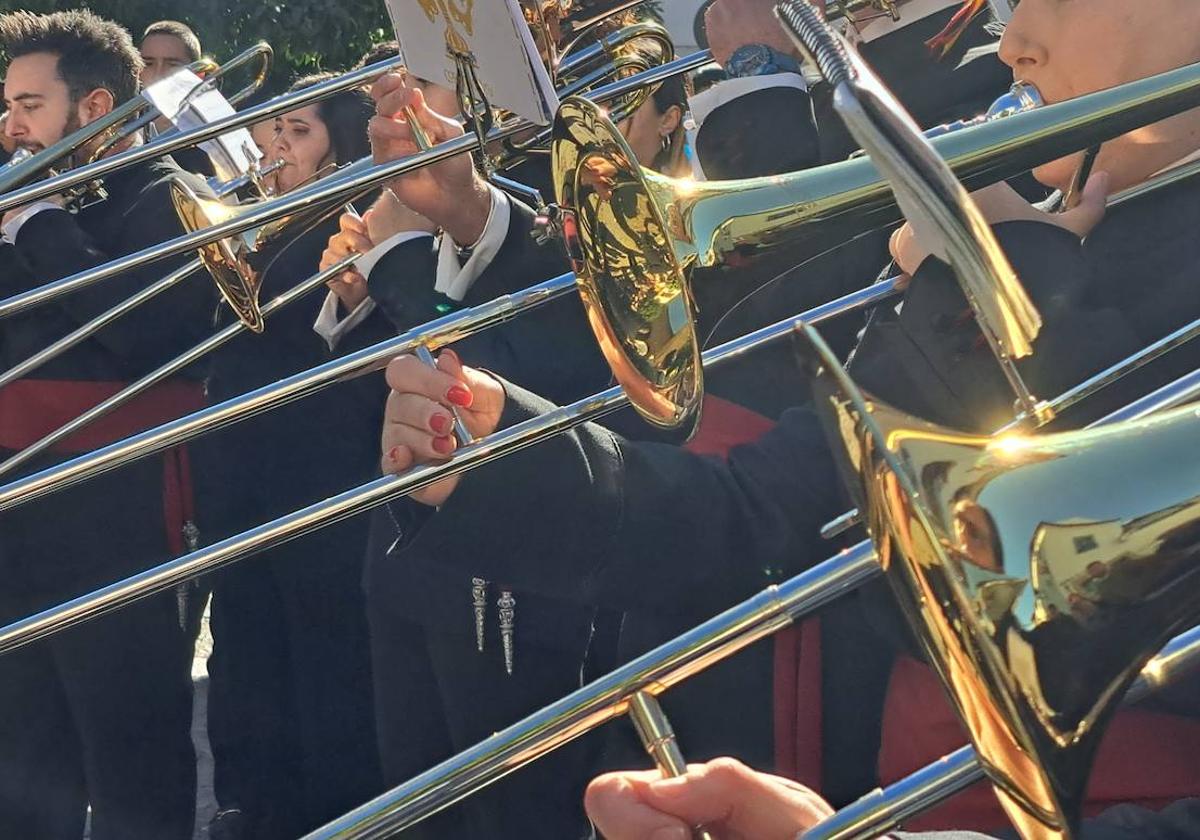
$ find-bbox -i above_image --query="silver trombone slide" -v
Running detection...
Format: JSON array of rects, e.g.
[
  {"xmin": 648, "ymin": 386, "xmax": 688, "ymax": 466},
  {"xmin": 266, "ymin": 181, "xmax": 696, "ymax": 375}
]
[
  {"xmin": 806, "ymin": 624, "xmax": 1200, "ymax": 840},
  {"xmin": 0, "ymin": 52, "xmax": 1187, "ymax": 323},
  {"xmin": 0, "ymin": 42, "xmax": 272, "ymax": 196},
  {"xmin": 300, "ymin": 585, "xmax": 1200, "ymax": 839},
  {"xmin": 0, "ymin": 50, "xmax": 714, "ymax": 323},
  {"xmin": 0, "ymin": 252, "xmax": 362, "ymax": 480},
  {"xmin": 0, "ymin": 55, "xmax": 404, "ymax": 212},
  {"xmin": 0, "ymin": 280, "xmax": 903, "ymax": 654}
]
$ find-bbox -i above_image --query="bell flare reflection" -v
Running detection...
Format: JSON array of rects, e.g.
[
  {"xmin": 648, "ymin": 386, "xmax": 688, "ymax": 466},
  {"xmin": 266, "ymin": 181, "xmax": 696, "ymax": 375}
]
[{"xmin": 804, "ymin": 324, "xmax": 1200, "ymax": 838}]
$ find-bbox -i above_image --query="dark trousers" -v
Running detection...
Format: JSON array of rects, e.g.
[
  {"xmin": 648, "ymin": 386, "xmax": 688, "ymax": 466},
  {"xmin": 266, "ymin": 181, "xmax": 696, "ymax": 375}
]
[
  {"xmin": 0, "ymin": 453, "xmax": 196, "ymax": 840},
  {"xmin": 366, "ymin": 520, "xmax": 605, "ymax": 840},
  {"xmin": 368, "ymin": 614, "xmax": 605, "ymax": 840},
  {"xmin": 205, "ymin": 513, "xmax": 382, "ymax": 838}
]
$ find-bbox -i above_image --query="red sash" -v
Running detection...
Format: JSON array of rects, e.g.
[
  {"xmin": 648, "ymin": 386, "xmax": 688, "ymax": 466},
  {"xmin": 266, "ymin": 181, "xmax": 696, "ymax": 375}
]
[
  {"xmin": 0, "ymin": 378, "xmax": 206, "ymax": 553},
  {"xmin": 0, "ymin": 378, "xmax": 204, "ymax": 454}
]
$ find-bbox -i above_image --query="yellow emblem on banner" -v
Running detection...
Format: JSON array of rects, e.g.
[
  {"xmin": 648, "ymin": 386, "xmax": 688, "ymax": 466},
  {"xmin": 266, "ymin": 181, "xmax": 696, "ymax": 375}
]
[{"xmin": 415, "ymin": 0, "xmax": 475, "ymax": 54}]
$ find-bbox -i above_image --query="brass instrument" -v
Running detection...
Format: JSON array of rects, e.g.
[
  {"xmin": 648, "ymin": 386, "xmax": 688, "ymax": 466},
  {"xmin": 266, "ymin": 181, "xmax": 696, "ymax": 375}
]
[
  {"xmin": 0, "ymin": 22, "xmax": 704, "ymax": 329},
  {"xmin": 0, "ymin": 159, "xmax": 292, "ymax": 394},
  {"xmin": 808, "ymin": 327, "xmax": 1200, "ymax": 837},
  {"xmin": 1, "ymin": 53, "xmax": 1199, "ymax": 494},
  {"xmin": 1, "ymin": 41, "xmax": 1199, "ymax": 838},
  {"xmin": 169, "ymin": 166, "xmax": 344, "ymax": 333},
  {"xmin": 546, "ymin": 56, "xmax": 1194, "ymax": 430},
  {"xmin": 293, "ymin": 339, "xmax": 1200, "ymax": 839},
  {"xmin": 0, "ymin": 42, "xmax": 273, "ymax": 200}
]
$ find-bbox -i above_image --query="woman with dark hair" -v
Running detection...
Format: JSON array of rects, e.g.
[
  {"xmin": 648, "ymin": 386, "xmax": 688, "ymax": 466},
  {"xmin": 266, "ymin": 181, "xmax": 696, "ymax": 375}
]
[
  {"xmin": 617, "ymin": 65, "xmax": 692, "ymax": 177},
  {"xmin": 195, "ymin": 76, "xmax": 387, "ymax": 840}
]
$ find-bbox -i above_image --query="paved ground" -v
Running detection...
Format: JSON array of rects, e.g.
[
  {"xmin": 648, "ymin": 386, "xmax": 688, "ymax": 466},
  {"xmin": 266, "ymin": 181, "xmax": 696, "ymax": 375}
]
[{"xmin": 192, "ymin": 602, "xmax": 217, "ymax": 840}]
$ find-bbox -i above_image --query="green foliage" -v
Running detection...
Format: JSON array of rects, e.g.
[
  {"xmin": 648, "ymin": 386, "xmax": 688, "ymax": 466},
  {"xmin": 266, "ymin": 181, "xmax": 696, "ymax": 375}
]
[
  {"xmin": 0, "ymin": 0, "xmax": 667, "ymax": 93},
  {"xmin": 0, "ymin": 0, "xmax": 393, "ymax": 93}
]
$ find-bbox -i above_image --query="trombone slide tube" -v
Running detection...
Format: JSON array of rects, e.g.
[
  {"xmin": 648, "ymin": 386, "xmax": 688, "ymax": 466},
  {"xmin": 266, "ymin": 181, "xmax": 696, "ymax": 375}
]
[
  {"xmin": 303, "ymin": 543, "xmax": 882, "ymax": 840},
  {"xmin": 1093, "ymin": 366, "xmax": 1200, "ymax": 426},
  {"xmin": 0, "ymin": 56, "xmax": 405, "ymax": 214},
  {"xmin": 0, "ymin": 280, "xmax": 902, "ymax": 651},
  {"xmin": 0, "ymin": 258, "xmax": 204, "ymax": 391},
  {"xmin": 0, "ymin": 253, "xmax": 357, "ymax": 479},
  {"xmin": 807, "ymin": 624, "xmax": 1200, "ymax": 840},
  {"xmin": 0, "ymin": 272, "xmax": 584, "ymax": 501}
]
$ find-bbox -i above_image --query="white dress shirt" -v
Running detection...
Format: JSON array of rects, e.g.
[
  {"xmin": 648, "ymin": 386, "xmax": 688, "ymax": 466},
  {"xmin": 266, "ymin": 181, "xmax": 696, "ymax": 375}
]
[{"xmin": 312, "ymin": 230, "xmax": 435, "ymax": 350}]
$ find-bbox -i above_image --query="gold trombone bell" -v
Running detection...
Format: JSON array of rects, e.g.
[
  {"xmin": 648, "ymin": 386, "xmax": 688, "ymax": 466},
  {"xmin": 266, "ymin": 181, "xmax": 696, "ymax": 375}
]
[
  {"xmin": 808, "ymin": 327, "xmax": 1200, "ymax": 837},
  {"xmin": 169, "ymin": 175, "xmax": 344, "ymax": 332}
]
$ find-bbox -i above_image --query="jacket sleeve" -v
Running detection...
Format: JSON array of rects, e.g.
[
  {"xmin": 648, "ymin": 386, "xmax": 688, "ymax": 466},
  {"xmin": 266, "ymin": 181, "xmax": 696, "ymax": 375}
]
[
  {"xmin": 365, "ymin": 235, "xmax": 441, "ymax": 332},
  {"xmin": 401, "ymin": 378, "xmax": 845, "ymax": 614},
  {"xmin": 10, "ymin": 174, "xmax": 215, "ymax": 364},
  {"xmin": 851, "ymin": 220, "xmax": 1144, "ymax": 431},
  {"xmin": 449, "ymin": 198, "xmax": 611, "ymax": 405}
]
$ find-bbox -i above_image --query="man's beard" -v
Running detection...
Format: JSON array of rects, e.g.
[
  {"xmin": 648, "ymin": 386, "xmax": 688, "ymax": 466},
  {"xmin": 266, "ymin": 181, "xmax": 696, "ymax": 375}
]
[{"xmin": 14, "ymin": 111, "xmax": 81, "ymax": 156}]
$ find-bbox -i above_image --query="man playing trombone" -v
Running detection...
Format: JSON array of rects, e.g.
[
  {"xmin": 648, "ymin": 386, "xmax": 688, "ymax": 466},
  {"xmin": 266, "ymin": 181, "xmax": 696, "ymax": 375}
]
[{"xmin": 0, "ymin": 10, "xmax": 215, "ymax": 839}]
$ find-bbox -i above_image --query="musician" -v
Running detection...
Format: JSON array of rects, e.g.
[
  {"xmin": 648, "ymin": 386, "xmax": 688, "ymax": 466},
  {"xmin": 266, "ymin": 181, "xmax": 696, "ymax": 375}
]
[
  {"xmin": 349, "ymin": 4, "xmax": 1017, "ymax": 824},
  {"xmin": 139, "ymin": 20, "xmax": 201, "ymax": 90},
  {"xmin": 137, "ymin": 20, "xmax": 214, "ymax": 176},
  {"xmin": 0, "ymin": 10, "xmax": 216, "ymax": 839},
  {"xmin": 323, "ymin": 66, "xmax": 632, "ymax": 837},
  {"xmin": 691, "ymin": 0, "xmax": 1010, "ymax": 178},
  {"xmin": 584, "ymin": 759, "xmax": 1200, "ymax": 839},
  {"xmin": 376, "ymin": 0, "xmax": 1200, "ymax": 828},
  {"xmin": 196, "ymin": 75, "xmax": 386, "ymax": 840}
]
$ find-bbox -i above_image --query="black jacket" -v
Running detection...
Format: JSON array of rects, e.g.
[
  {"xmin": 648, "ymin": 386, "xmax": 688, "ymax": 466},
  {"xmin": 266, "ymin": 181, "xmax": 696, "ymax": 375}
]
[
  {"xmin": 195, "ymin": 212, "xmax": 395, "ymax": 539},
  {"xmin": 393, "ymin": 173, "xmax": 1200, "ymax": 617},
  {"xmin": 363, "ymin": 198, "xmax": 615, "ymax": 654},
  {"xmin": 0, "ymin": 156, "xmax": 214, "ymax": 388}
]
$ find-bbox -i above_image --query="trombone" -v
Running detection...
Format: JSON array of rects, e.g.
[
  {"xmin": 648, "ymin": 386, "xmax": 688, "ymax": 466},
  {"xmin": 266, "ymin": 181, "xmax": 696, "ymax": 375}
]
[
  {"xmin": 0, "ymin": 46, "xmax": 713, "ymax": 321},
  {"xmin": 0, "ymin": 42, "xmax": 273, "ymax": 199},
  {"xmin": 0, "ymin": 10, "xmax": 682, "ymax": 430},
  {"xmin": 3, "ymin": 26, "xmax": 1200, "ymax": 834},
  {"xmin": 2, "ymin": 60, "xmax": 1200, "ymax": 482}
]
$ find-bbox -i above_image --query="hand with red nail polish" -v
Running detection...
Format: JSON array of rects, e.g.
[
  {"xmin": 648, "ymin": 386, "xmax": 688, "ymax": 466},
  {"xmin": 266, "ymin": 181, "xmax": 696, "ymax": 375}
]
[
  {"xmin": 585, "ymin": 758, "xmax": 833, "ymax": 840},
  {"xmin": 380, "ymin": 348, "xmax": 505, "ymax": 506}
]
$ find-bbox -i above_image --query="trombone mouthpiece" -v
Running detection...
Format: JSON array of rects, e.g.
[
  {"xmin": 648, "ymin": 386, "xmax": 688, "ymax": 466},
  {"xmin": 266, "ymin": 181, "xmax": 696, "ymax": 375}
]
[{"xmin": 775, "ymin": 0, "xmax": 856, "ymax": 87}]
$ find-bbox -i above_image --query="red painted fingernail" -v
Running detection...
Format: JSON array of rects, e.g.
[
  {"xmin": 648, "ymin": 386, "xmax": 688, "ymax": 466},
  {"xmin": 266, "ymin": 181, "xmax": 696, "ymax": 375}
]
[
  {"xmin": 429, "ymin": 413, "xmax": 450, "ymax": 435},
  {"xmin": 446, "ymin": 385, "xmax": 472, "ymax": 407},
  {"xmin": 432, "ymin": 436, "xmax": 454, "ymax": 455}
]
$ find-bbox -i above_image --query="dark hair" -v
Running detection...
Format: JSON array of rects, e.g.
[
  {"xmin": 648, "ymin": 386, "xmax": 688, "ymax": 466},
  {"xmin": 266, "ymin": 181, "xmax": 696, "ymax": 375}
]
[
  {"xmin": 691, "ymin": 65, "xmax": 727, "ymax": 96},
  {"xmin": 141, "ymin": 20, "xmax": 202, "ymax": 63},
  {"xmin": 0, "ymin": 10, "xmax": 142, "ymax": 105},
  {"xmin": 651, "ymin": 70, "xmax": 688, "ymax": 114},
  {"xmin": 354, "ymin": 40, "xmax": 399, "ymax": 70},
  {"xmin": 286, "ymin": 72, "xmax": 373, "ymax": 165}
]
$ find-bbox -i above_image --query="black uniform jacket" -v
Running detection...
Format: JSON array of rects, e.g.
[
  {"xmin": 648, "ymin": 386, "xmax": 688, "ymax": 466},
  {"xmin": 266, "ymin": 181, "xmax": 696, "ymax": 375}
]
[
  {"xmin": 392, "ymin": 172, "xmax": 1200, "ymax": 620},
  {"xmin": 363, "ymin": 199, "xmax": 615, "ymax": 655},
  {"xmin": 0, "ymin": 155, "xmax": 215, "ymax": 469},
  {"xmin": 195, "ymin": 211, "xmax": 397, "ymax": 539}
]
